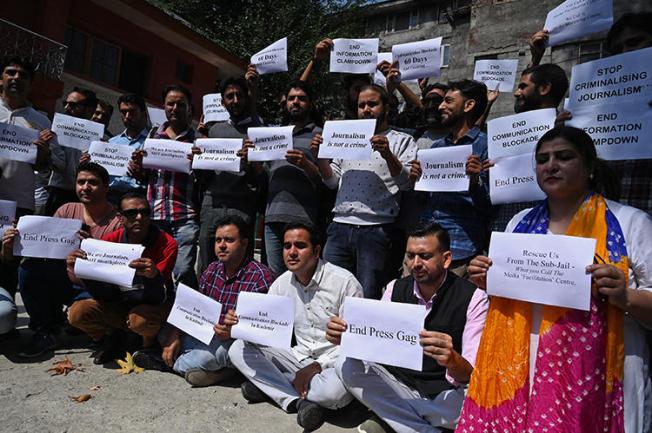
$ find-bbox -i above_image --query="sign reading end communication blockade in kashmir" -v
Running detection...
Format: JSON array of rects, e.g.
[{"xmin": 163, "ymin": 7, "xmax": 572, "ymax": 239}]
[
  {"xmin": 473, "ymin": 59, "xmax": 519, "ymax": 92},
  {"xmin": 544, "ymin": 0, "xmax": 613, "ymax": 47},
  {"xmin": 251, "ymin": 37, "xmax": 288, "ymax": 75},
  {"xmin": 167, "ymin": 283, "xmax": 222, "ymax": 345},
  {"xmin": 318, "ymin": 119, "xmax": 376, "ymax": 160},
  {"xmin": 142, "ymin": 139, "xmax": 193, "ymax": 174},
  {"xmin": 247, "ymin": 126, "xmax": 294, "ymax": 162},
  {"xmin": 51, "ymin": 113, "xmax": 104, "ymax": 151},
  {"xmin": 415, "ymin": 145, "xmax": 471, "ymax": 192},
  {"xmin": 330, "ymin": 38, "xmax": 379, "ymax": 74},
  {"xmin": 88, "ymin": 141, "xmax": 132, "ymax": 177},
  {"xmin": 231, "ymin": 292, "xmax": 295, "ymax": 349},
  {"xmin": 14, "ymin": 216, "xmax": 81, "ymax": 259},
  {"xmin": 0, "ymin": 122, "xmax": 39, "ymax": 164},
  {"xmin": 202, "ymin": 94, "xmax": 230, "ymax": 123},
  {"xmin": 74, "ymin": 238, "xmax": 145, "ymax": 288},
  {"xmin": 392, "ymin": 38, "xmax": 442, "ymax": 81}
]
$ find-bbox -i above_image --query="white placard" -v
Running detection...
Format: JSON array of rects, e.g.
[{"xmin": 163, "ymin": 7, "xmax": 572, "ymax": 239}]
[
  {"xmin": 473, "ymin": 59, "xmax": 519, "ymax": 92},
  {"xmin": 392, "ymin": 38, "xmax": 442, "ymax": 81},
  {"xmin": 330, "ymin": 38, "xmax": 379, "ymax": 74},
  {"xmin": 487, "ymin": 231, "xmax": 596, "ymax": 311},
  {"xmin": 142, "ymin": 139, "xmax": 192, "ymax": 174},
  {"xmin": 73, "ymin": 238, "xmax": 145, "ymax": 287},
  {"xmin": 490, "ymin": 153, "xmax": 546, "ymax": 205},
  {"xmin": 567, "ymin": 101, "xmax": 652, "ymax": 160},
  {"xmin": 0, "ymin": 122, "xmax": 39, "ymax": 164},
  {"xmin": 318, "ymin": 119, "xmax": 376, "ymax": 160},
  {"xmin": 192, "ymin": 138, "xmax": 242, "ymax": 172},
  {"xmin": 51, "ymin": 113, "xmax": 104, "ymax": 151},
  {"xmin": 488, "ymin": 109, "xmax": 557, "ymax": 160},
  {"xmin": 373, "ymin": 52, "xmax": 393, "ymax": 87},
  {"xmin": 167, "ymin": 283, "xmax": 222, "ymax": 345},
  {"xmin": 341, "ymin": 297, "xmax": 425, "ymax": 371},
  {"xmin": 0, "ymin": 199, "xmax": 17, "ymax": 239},
  {"xmin": 251, "ymin": 37, "xmax": 288, "ymax": 75},
  {"xmin": 415, "ymin": 145, "xmax": 471, "ymax": 192},
  {"xmin": 544, "ymin": 0, "xmax": 613, "ymax": 47},
  {"xmin": 567, "ymin": 47, "xmax": 652, "ymax": 108},
  {"xmin": 13, "ymin": 216, "xmax": 81, "ymax": 259},
  {"xmin": 247, "ymin": 126, "xmax": 294, "ymax": 162},
  {"xmin": 202, "ymin": 94, "xmax": 230, "ymax": 123},
  {"xmin": 88, "ymin": 141, "xmax": 132, "ymax": 177},
  {"xmin": 147, "ymin": 107, "xmax": 167, "ymax": 127},
  {"xmin": 231, "ymin": 292, "xmax": 295, "ymax": 349}
]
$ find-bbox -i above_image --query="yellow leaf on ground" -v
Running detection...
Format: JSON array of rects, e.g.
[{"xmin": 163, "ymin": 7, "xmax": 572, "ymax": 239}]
[
  {"xmin": 69, "ymin": 394, "xmax": 92, "ymax": 403},
  {"xmin": 115, "ymin": 352, "xmax": 144, "ymax": 374}
]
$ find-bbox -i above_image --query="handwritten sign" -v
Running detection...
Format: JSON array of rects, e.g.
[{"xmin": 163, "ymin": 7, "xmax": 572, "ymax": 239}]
[
  {"xmin": 247, "ymin": 126, "xmax": 294, "ymax": 162},
  {"xmin": 51, "ymin": 113, "xmax": 104, "ymax": 151},
  {"xmin": 192, "ymin": 138, "xmax": 242, "ymax": 172},
  {"xmin": 142, "ymin": 139, "xmax": 192, "ymax": 174},
  {"xmin": 167, "ymin": 283, "xmax": 222, "ymax": 345},
  {"xmin": 231, "ymin": 292, "xmax": 295, "ymax": 349},
  {"xmin": 0, "ymin": 199, "xmax": 16, "ymax": 239},
  {"xmin": 415, "ymin": 145, "xmax": 471, "ymax": 192},
  {"xmin": 341, "ymin": 297, "xmax": 425, "ymax": 371},
  {"xmin": 544, "ymin": 0, "xmax": 613, "ymax": 46},
  {"xmin": 202, "ymin": 94, "xmax": 230, "ymax": 123},
  {"xmin": 147, "ymin": 107, "xmax": 167, "ymax": 127},
  {"xmin": 14, "ymin": 216, "xmax": 81, "ymax": 259},
  {"xmin": 392, "ymin": 38, "xmax": 442, "ymax": 81},
  {"xmin": 473, "ymin": 59, "xmax": 519, "ymax": 92},
  {"xmin": 330, "ymin": 38, "xmax": 379, "ymax": 74},
  {"xmin": 0, "ymin": 122, "xmax": 39, "ymax": 163},
  {"xmin": 74, "ymin": 238, "xmax": 145, "ymax": 287},
  {"xmin": 88, "ymin": 141, "xmax": 132, "ymax": 177},
  {"xmin": 251, "ymin": 37, "xmax": 288, "ymax": 74},
  {"xmin": 318, "ymin": 119, "xmax": 376, "ymax": 160},
  {"xmin": 487, "ymin": 231, "xmax": 596, "ymax": 311}
]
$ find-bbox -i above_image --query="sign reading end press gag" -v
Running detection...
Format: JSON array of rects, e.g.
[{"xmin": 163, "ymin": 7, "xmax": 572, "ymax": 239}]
[
  {"xmin": 247, "ymin": 126, "xmax": 294, "ymax": 162},
  {"xmin": 73, "ymin": 238, "xmax": 145, "ymax": 288},
  {"xmin": 318, "ymin": 119, "xmax": 376, "ymax": 160},
  {"xmin": 231, "ymin": 292, "xmax": 295, "ymax": 349},
  {"xmin": 330, "ymin": 38, "xmax": 379, "ymax": 74},
  {"xmin": 251, "ymin": 37, "xmax": 288, "ymax": 75},
  {"xmin": 392, "ymin": 38, "xmax": 442, "ymax": 81},
  {"xmin": 88, "ymin": 141, "xmax": 132, "ymax": 177},
  {"xmin": 167, "ymin": 283, "xmax": 222, "ymax": 345},
  {"xmin": 0, "ymin": 122, "xmax": 39, "ymax": 164},
  {"xmin": 414, "ymin": 145, "xmax": 471, "ymax": 192},
  {"xmin": 142, "ymin": 139, "xmax": 193, "ymax": 174},
  {"xmin": 473, "ymin": 59, "xmax": 519, "ymax": 93},
  {"xmin": 341, "ymin": 297, "xmax": 425, "ymax": 371},
  {"xmin": 192, "ymin": 138, "xmax": 242, "ymax": 172},
  {"xmin": 51, "ymin": 113, "xmax": 104, "ymax": 151},
  {"xmin": 13, "ymin": 216, "xmax": 81, "ymax": 259},
  {"xmin": 202, "ymin": 94, "xmax": 230, "ymax": 123}
]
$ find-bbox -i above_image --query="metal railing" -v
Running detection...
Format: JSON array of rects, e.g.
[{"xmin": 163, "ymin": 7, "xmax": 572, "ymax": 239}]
[{"xmin": 0, "ymin": 18, "xmax": 67, "ymax": 79}]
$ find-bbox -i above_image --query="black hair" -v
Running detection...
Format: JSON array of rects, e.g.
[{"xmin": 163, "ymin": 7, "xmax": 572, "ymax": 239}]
[
  {"xmin": 282, "ymin": 222, "xmax": 322, "ymax": 248},
  {"xmin": 357, "ymin": 83, "xmax": 389, "ymax": 108},
  {"xmin": 521, "ymin": 64, "xmax": 569, "ymax": 107},
  {"xmin": 119, "ymin": 191, "xmax": 149, "ymax": 210},
  {"xmin": 446, "ymin": 79, "xmax": 488, "ymax": 124},
  {"xmin": 162, "ymin": 84, "xmax": 192, "ymax": 105},
  {"xmin": 76, "ymin": 162, "xmax": 110, "ymax": 186},
  {"xmin": 284, "ymin": 80, "xmax": 324, "ymax": 126},
  {"xmin": 606, "ymin": 12, "xmax": 652, "ymax": 54},
  {"xmin": 535, "ymin": 126, "xmax": 620, "ymax": 200},
  {"xmin": 342, "ymin": 74, "xmax": 372, "ymax": 90},
  {"xmin": 215, "ymin": 215, "xmax": 251, "ymax": 242},
  {"xmin": 96, "ymin": 99, "xmax": 114, "ymax": 117},
  {"xmin": 407, "ymin": 223, "xmax": 451, "ymax": 252},
  {"xmin": 1, "ymin": 56, "xmax": 36, "ymax": 81},
  {"xmin": 117, "ymin": 93, "xmax": 147, "ymax": 112},
  {"xmin": 71, "ymin": 87, "xmax": 99, "ymax": 108},
  {"xmin": 220, "ymin": 76, "xmax": 250, "ymax": 99},
  {"xmin": 423, "ymin": 82, "xmax": 448, "ymax": 98}
]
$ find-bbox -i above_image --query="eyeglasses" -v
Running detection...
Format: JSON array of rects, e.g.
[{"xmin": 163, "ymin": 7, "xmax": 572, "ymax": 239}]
[{"xmin": 121, "ymin": 208, "xmax": 150, "ymax": 219}]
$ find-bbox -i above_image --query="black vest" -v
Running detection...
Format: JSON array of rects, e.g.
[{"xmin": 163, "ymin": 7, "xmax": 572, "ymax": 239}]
[{"xmin": 386, "ymin": 272, "xmax": 476, "ymax": 398}]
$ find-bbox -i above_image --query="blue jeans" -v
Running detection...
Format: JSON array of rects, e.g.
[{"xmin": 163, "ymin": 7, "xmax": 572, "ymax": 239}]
[
  {"xmin": 323, "ymin": 222, "xmax": 392, "ymax": 299},
  {"xmin": 173, "ymin": 334, "xmax": 234, "ymax": 374},
  {"xmin": 264, "ymin": 222, "xmax": 286, "ymax": 276},
  {"xmin": 155, "ymin": 219, "xmax": 199, "ymax": 289},
  {"xmin": 0, "ymin": 286, "xmax": 17, "ymax": 334},
  {"xmin": 18, "ymin": 259, "xmax": 90, "ymax": 332}
]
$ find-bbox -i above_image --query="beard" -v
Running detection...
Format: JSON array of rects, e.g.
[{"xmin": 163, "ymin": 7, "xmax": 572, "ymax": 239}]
[{"xmin": 514, "ymin": 93, "xmax": 544, "ymax": 113}]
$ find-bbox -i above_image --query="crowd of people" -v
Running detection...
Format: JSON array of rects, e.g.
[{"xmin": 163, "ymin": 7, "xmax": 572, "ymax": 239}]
[{"xmin": 0, "ymin": 10, "xmax": 651, "ymax": 433}]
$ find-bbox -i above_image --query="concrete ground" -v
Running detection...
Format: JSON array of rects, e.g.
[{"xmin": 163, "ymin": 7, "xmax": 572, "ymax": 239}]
[{"xmin": 0, "ymin": 297, "xmax": 366, "ymax": 433}]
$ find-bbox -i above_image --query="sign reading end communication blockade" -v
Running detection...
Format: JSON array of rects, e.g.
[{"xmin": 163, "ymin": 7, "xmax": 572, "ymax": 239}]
[
  {"xmin": 142, "ymin": 139, "xmax": 193, "ymax": 174},
  {"xmin": 414, "ymin": 145, "xmax": 471, "ymax": 192},
  {"xmin": 473, "ymin": 59, "xmax": 519, "ymax": 92},
  {"xmin": 392, "ymin": 38, "xmax": 442, "ymax": 81},
  {"xmin": 167, "ymin": 283, "xmax": 222, "ymax": 345},
  {"xmin": 330, "ymin": 38, "xmax": 379, "ymax": 74},
  {"xmin": 74, "ymin": 238, "xmax": 145, "ymax": 288},
  {"xmin": 318, "ymin": 119, "xmax": 376, "ymax": 160},
  {"xmin": 231, "ymin": 292, "xmax": 295, "ymax": 349},
  {"xmin": 52, "ymin": 113, "xmax": 104, "ymax": 151},
  {"xmin": 544, "ymin": 0, "xmax": 613, "ymax": 46},
  {"xmin": 88, "ymin": 141, "xmax": 132, "ymax": 177},
  {"xmin": 251, "ymin": 37, "xmax": 288, "ymax": 75},
  {"xmin": 202, "ymin": 94, "xmax": 230, "ymax": 123},
  {"xmin": 14, "ymin": 216, "xmax": 81, "ymax": 259},
  {"xmin": 0, "ymin": 122, "xmax": 39, "ymax": 164}
]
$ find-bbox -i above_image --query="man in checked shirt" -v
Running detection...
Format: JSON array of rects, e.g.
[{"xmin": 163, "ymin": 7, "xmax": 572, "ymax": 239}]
[{"xmin": 133, "ymin": 215, "xmax": 274, "ymax": 387}]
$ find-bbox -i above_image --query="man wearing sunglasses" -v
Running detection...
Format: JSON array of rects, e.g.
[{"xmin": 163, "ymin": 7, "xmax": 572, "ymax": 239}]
[{"xmin": 66, "ymin": 192, "xmax": 178, "ymax": 364}]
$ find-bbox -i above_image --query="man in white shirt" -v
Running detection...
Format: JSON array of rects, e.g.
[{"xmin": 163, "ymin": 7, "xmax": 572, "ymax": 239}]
[{"xmin": 228, "ymin": 222, "xmax": 363, "ymax": 431}]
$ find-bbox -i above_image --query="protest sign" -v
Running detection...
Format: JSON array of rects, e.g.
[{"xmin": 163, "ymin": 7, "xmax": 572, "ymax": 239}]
[
  {"xmin": 14, "ymin": 216, "xmax": 81, "ymax": 259},
  {"xmin": 373, "ymin": 52, "xmax": 393, "ymax": 87},
  {"xmin": 51, "ymin": 113, "xmax": 104, "ymax": 151},
  {"xmin": 142, "ymin": 139, "xmax": 192, "ymax": 174},
  {"xmin": 544, "ymin": 0, "xmax": 613, "ymax": 46},
  {"xmin": 488, "ymin": 109, "xmax": 555, "ymax": 204},
  {"xmin": 392, "ymin": 38, "xmax": 442, "ymax": 81},
  {"xmin": 251, "ymin": 37, "xmax": 288, "ymax": 74},
  {"xmin": 88, "ymin": 141, "xmax": 132, "ymax": 177},
  {"xmin": 247, "ymin": 126, "xmax": 294, "ymax": 162},
  {"xmin": 567, "ymin": 46, "xmax": 652, "ymax": 108},
  {"xmin": 167, "ymin": 283, "xmax": 222, "ymax": 345},
  {"xmin": 414, "ymin": 145, "xmax": 471, "ymax": 192},
  {"xmin": 147, "ymin": 107, "xmax": 167, "ymax": 127},
  {"xmin": 202, "ymin": 94, "xmax": 230, "ymax": 123},
  {"xmin": 330, "ymin": 38, "xmax": 379, "ymax": 74},
  {"xmin": 318, "ymin": 119, "xmax": 376, "ymax": 160},
  {"xmin": 74, "ymin": 238, "xmax": 145, "ymax": 288},
  {"xmin": 231, "ymin": 292, "xmax": 295, "ymax": 349},
  {"xmin": 341, "ymin": 297, "xmax": 425, "ymax": 371},
  {"xmin": 487, "ymin": 231, "xmax": 596, "ymax": 310},
  {"xmin": 0, "ymin": 122, "xmax": 39, "ymax": 164},
  {"xmin": 0, "ymin": 199, "xmax": 16, "ymax": 239},
  {"xmin": 567, "ymin": 100, "xmax": 652, "ymax": 160},
  {"xmin": 192, "ymin": 138, "xmax": 242, "ymax": 172},
  {"xmin": 473, "ymin": 59, "xmax": 519, "ymax": 92}
]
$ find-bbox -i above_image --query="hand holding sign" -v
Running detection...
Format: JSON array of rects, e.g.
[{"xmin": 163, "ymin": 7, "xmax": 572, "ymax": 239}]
[
  {"xmin": 51, "ymin": 113, "xmax": 104, "ymax": 151},
  {"xmin": 330, "ymin": 38, "xmax": 379, "ymax": 74},
  {"xmin": 544, "ymin": 0, "xmax": 612, "ymax": 46},
  {"xmin": 251, "ymin": 37, "xmax": 288, "ymax": 74}
]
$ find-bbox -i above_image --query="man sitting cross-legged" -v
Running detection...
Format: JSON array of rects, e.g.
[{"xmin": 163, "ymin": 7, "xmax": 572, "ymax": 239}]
[{"xmin": 228, "ymin": 222, "xmax": 363, "ymax": 431}]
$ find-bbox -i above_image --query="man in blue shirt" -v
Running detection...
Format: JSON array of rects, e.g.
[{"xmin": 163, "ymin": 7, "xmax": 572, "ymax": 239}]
[{"xmin": 410, "ymin": 80, "xmax": 490, "ymax": 277}]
